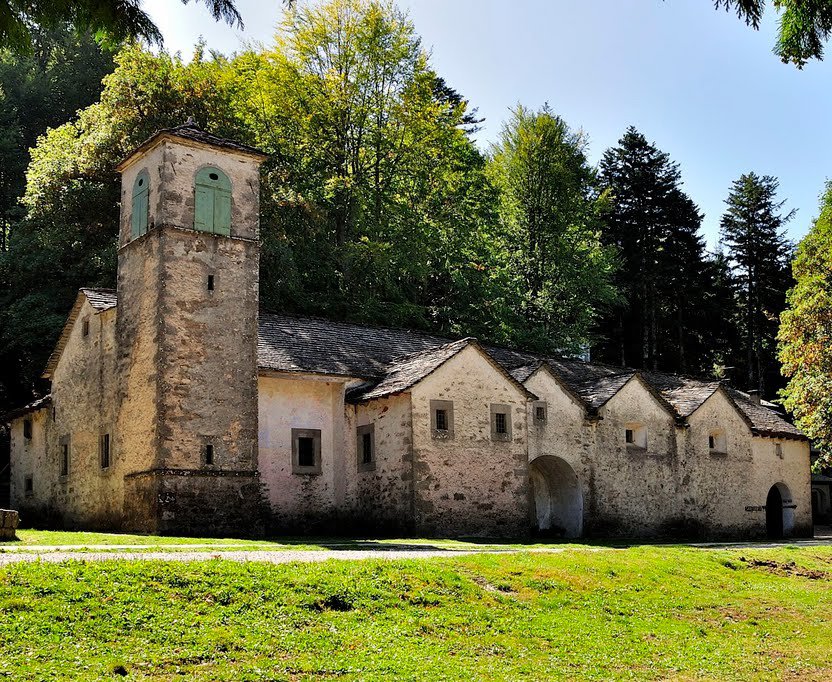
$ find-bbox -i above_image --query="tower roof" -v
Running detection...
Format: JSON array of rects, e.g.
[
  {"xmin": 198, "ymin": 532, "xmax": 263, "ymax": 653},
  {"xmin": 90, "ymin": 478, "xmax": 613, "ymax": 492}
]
[{"xmin": 116, "ymin": 118, "xmax": 267, "ymax": 171}]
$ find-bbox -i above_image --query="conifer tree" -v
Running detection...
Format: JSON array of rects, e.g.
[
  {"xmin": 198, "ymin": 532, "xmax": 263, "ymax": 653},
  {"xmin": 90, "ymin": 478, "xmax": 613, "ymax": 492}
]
[
  {"xmin": 720, "ymin": 172, "xmax": 793, "ymax": 397},
  {"xmin": 594, "ymin": 127, "xmax": 717, "ymax": 374}
]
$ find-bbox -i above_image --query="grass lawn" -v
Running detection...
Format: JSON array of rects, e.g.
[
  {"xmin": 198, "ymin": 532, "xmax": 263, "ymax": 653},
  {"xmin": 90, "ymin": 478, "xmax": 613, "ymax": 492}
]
[
  {"xmin": 3, "ymin": 529, "xmax": 571, "ymax": 552},
  {"xmin": 1, "ymin": 545, "xmax": 831, "ymax": 680}
]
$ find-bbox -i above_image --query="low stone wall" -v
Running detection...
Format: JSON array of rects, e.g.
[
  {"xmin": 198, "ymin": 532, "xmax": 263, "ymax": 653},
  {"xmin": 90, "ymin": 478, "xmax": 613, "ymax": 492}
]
[{"xmin": 0, "ymin": 509, "xmax": 19, "ymax": 540}]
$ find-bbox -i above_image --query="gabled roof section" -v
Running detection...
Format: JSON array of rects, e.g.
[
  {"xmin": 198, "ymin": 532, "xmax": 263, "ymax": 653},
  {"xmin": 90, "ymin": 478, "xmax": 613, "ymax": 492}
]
[
  {"xmin": 723, "ymin": 387, "xmax": 807, "ymax": 441},
  {"xmin": 640, "ymin": 371, "xmax": 721, "ymax": 418},
  {"xmin": 511, "ymin": 360, "xmax": 591, "ymax": 411},
  {"xmin": 42, "ymin": 289, "xmax": 116, "ymax": 380},
  {"xmin": 80, "ymin": 287, "xmax": 117, "ymax": 312},
  {"xmin": 116, "ymin": 120, "xmax": 267, "ymax": 171},
  {"xmin": 1, "ymin": 395, "xmax": 51, "ymax": 423},
  {"xmin": 347, "ymin": 338, "xmax": 537, "ymax": 404},
  {"xmin": 258, "ymin": 313, "xmax": 450, "ymax": 379}
]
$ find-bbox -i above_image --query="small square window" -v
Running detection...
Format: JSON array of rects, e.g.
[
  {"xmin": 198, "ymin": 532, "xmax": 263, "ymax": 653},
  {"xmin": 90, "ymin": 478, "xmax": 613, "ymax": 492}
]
[
  {"xmin": 100, "ymin": 433, "xmax": 111, "ymax": 469},
  {"xmin": 708, "ymin": 430, "xmax": 727, "ymax": 455},
  {"xmin": 205, "ymin": 443, "xmax": 214, "ymax": 465},
  {"xmin": 357, "ymin": 424, "xmax": 376, "ymax": 472},
  {"xmin": 23, "ymin": 419, "xmax": 32, "ymax": 440},
  {"xmin": 24, "ymin": 476, "xmax": 33, "ymax": 495},
  {"xmin": 625, "ymin": 423, "xmax": 647, "ymax": 450},
  {"xmin": 490, "ymin": 404, "xmax": 512, "ymax": 442},
  {"xmin": 82, "ymin": 319, "xmax": 90, "ymax": 337},
  {"xmin": 430, "ymin": 400, "xmax": 454, "ymax": 440},
  {"xmin": 292, "ymin": 428, "xmax": 322, "ymax": 474}
]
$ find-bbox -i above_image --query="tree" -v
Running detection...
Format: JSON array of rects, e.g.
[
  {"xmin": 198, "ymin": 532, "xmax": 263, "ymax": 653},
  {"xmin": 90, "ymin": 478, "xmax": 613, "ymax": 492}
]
[
  {"xmin": 1, "ymin": 0, "xmax": 508, "ymax": 410},
  {"xmin": 779, "ymin": 183, "xmax": 832, "ymax": 465},
  {"xmin": 715, "ymin": 0, "xmax": 832, "ymax": 66},
  {"xmin": 487, "ymin": 104, "xmax": 617, "ymax": 353},
  {"xmin": 594, "ymin": 127, "xmax": 719, "ymax": 374},
  {"xmin": 0, "ymin": 26, "xmax": 116, "ymax": 412},
  {"xmin": 720, "ymin": 172, "xmax": 793, "ymax": 397},
  {"xmin": 0, "ymin": 0, "xmax": 241, "ymax": 52}
]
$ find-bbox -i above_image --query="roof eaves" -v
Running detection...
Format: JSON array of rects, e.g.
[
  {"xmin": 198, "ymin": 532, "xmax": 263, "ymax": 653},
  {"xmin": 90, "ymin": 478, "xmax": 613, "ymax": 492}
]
[{"xmin": 1, "ymin": 395, "xmax": 52, "ymax": 423}]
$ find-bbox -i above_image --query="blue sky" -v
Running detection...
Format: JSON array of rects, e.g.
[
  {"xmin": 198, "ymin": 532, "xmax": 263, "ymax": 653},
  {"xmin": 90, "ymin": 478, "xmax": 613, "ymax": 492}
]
[{"xmin": 144, "ymin": 0, "xmax": 832, "ymax": 248}]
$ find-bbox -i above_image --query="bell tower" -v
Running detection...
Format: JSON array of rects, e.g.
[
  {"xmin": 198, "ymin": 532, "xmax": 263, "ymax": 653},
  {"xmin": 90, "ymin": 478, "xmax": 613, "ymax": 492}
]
[{"xmin": 114, "ymin": 121, "xmax": 267, "ymax": 535}]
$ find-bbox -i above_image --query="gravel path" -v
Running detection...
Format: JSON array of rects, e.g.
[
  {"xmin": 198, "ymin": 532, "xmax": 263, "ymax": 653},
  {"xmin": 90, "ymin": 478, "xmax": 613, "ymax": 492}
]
[{"xmin": 0, "ymin": 547, "xmax": 536, "ymax": 565}]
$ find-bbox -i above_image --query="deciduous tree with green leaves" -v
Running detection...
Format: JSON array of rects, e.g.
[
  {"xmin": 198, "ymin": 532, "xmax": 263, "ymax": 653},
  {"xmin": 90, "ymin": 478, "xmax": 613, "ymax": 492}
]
[
  {"xmin": 487, "ymin": 104, "xmax": 617, "ymax": 353},
  {"xmin": 779, "ymin": 183, "xmax": 832, "ymax": 465}
]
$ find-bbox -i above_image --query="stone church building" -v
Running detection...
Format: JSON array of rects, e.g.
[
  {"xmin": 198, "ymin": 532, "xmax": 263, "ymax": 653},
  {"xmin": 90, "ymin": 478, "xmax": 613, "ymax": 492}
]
[{"xmin": 3, "ymin": 124, "xmax": 812, "ymax": 539}]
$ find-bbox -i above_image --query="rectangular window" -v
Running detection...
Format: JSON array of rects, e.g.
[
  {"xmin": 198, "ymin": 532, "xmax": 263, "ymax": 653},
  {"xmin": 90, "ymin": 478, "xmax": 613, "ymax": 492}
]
[
  {"xmin": 207, "ymin": 275, "xmax": 215, "ymax": 291},
  {"xmin": 708, "ymin": 435, "xmax": 715, "ymax": 449},
  {"xmin": 100, "ymin": 433, "xmax": 110, "ymax": 469},
  {"xmin": 82, "ymin": 319, "xmax": 90, "ymax": 337},
  {"xmin": 292, "ymin": 428, "xmax": 322, "ymax": 474},
  {"xmin": 533, "ymin": 401, "xmax": 547, "ymax": 425},
  {"xmin": 356, "ymin": 424, "xmax": 375, "ymax": 472},
  {"xmin": 205, "ymin": 443, "xmax": 214, "ymax": 465},
  {"xmin": 625, "ymin": 423, "xmax": 647, "ymax": 450},
  {"xmin": 24, "ymin": 476, "xmax": 33, "ymax": 495},
  {"xmin": 60, "ymin": 443, "xmax": 69, "ymax": 477},
  {"xmin": 430, "ymin": 400, "xmax": 455, "ymax": 440},
  {"xmin": 490, "ymin": 404, "xmax": 512, "ymax": 442},
  {"xmin": 23, "ymin": 419, "xmax": 32, "ymax": 440}
]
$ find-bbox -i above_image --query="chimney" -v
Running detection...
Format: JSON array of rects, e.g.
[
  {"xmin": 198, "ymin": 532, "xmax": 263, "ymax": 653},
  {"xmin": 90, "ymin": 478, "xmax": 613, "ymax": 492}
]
[{"xmin": 747, "ymin": 390, "xmax": 761, "ymax": 405}]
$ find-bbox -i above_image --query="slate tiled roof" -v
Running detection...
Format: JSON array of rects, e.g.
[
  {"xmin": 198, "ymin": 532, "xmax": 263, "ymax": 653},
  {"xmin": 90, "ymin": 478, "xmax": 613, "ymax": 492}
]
[
  {"xmin": 161, "ymin": 121, "xmax": 267, "ymax": 158},
  {"xmin": 726, "ymin": 389, "xmax": 805, "ymax": 439},
  {"xmin": 641, "ymin": 371, "xmax": 721, "ymax": 417},
  {"xmin": 117, "ymin": 120, "xmax": 267, "ymax": 170},
  {"xmin": 1, "ymin": 395, "xmax": 51, "ymax": 422},
  {"xmin": 345, "ymin": 338, "xmax": 473, "ymax": 402},
  {"xmin": 27, "ymin": 290, "xmax": 808, "ymax": 440},
  {"xmin": 79, "ymin": 288, "xmax": 117, "ymax": 312},
  {"xmin": 258, "ymin": 313, "xmax": 449, "ymax": 379}
]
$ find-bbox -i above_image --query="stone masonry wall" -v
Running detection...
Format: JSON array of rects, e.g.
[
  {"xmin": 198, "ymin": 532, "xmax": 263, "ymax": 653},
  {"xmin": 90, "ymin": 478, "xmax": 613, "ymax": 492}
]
[
  {"xmin": 346, "ymin": 394, "xmax": 414, "ymax": 534},
  {"xmin": 409, "ymin": 346, "xmax": 531, "ymax": 537}
]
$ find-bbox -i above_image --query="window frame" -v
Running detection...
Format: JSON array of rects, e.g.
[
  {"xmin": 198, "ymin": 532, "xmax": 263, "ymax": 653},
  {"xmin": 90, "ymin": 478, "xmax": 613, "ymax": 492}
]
[
  {"xmin": 490, "ymin": 403, "xmax": 513, "ymax": 442},
  {"xmin": 533, "ymin": 400, "xmax": 548, "ymax": 426},
  {"xmin": 708, "ymin": 429, "xmax": 727, "ymax": 455},
  {"xmin": 357, "ymin": 423, "xmax": 376, "ymax": 472},
  {"xmin": 429, "ymin": 400, "xmax": 455, "ymax": 440},
  {"xmin": 59, "ymin": 435, "xmax": 70, "ymax": 478},
  {"xmin": 291, "ymin": 428, "xmax": 322, "ymax": 475},
  {"xmin": 99, "ymin": 433, "xmax": 111, "ymax": 470},
  {"xmin": 624, "ymin": 423, "xmax": 647, "ymax": 450}
]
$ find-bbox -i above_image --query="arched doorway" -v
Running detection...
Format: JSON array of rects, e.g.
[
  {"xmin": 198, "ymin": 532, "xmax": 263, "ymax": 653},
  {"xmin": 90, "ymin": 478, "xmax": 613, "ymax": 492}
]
[
  {"xmin": 529, "ymin": 456, "xmax": 583, "ymax": 538},
  {"xmin": 766, "ymin": 482, "xmax": 794, "ymax": 539}
]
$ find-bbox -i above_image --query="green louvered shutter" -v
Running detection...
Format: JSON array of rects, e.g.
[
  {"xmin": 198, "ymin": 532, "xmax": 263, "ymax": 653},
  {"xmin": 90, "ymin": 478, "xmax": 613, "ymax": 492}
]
[
  {"xmin": 194, "ymin": 186, "xmax": 213, "ymax": 232},
  {"xmin": 194, "ymin": 167, "xmax": 232, "ymax": 235},
  {"xmin": 131, "ymin": 171, "xmax": 149, "ymax": 239},
  {"xmin": 213, "ymin": 190, "xmax": 231, "ymax": 236}
]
